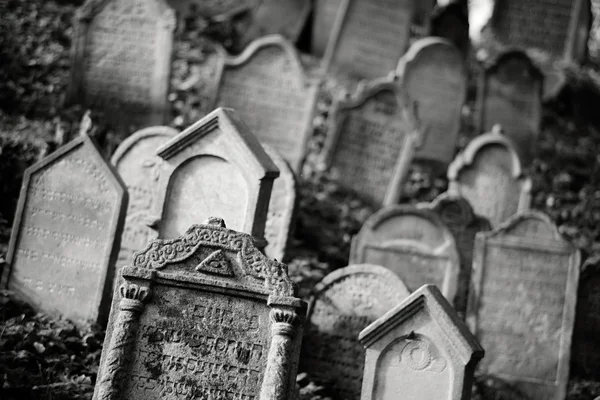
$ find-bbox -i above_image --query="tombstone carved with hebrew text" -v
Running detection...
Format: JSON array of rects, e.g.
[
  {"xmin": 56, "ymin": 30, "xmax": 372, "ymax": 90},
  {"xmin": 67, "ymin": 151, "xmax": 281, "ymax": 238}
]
[
  {"xmin": 216, "ymin": 35, "xmax": 318, "ymax": 172},
  {"xmin": 467, "ymin": 211, "xmax": 580, "ymax": 400},
  {"xmin": 301, "ymin": 264, "xmax": 410, "ymax": 400},
  {"xmin": 1, "ymin": 135, "xmax": 127, "ymax": 324},
  {"xmin": 447, "ymin": 128, "xmax": 531, "ymax": 228},
  {"xmin": 69, "ymin": 0, "xmax": 175, "ymax": 132},
  {"xmin": 350, "ymin": 205, "xmax": 460, "ymax": 303},
  {"xmin": 93, "ymin": 218, "xmax": 306, "ymax": 400}
]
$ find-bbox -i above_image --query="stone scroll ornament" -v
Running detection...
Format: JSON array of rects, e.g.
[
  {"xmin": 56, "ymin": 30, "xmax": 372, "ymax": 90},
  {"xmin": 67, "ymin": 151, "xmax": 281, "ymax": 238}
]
[{"xmin": 93, "ymin": 217, "xmax": 306, "ymax": 400}]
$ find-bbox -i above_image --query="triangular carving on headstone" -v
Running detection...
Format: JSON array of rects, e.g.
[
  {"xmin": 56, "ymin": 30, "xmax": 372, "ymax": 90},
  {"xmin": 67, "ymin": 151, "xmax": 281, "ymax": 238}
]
[{"xmin": 195, "ymin": 249, "xmax": 234, "ymax": 276}]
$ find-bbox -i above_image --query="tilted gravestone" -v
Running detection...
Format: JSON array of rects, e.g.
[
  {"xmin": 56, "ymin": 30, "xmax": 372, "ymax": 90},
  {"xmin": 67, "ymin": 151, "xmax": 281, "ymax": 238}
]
[
  {"xmin": 489, "ymin": 0, "xmax": 591, "ymax": 63},
  {"xmin": 263, "ymin": 145, "xmax": 297, "ymax": 263},
  {"xmin": 419, "ymin": 193, "xmax": 491, "ymax": 318},
  {"xmin": 301, "ymin": 264, "xmax": 410, "ymax": 400},
  {"xmin": 111, "ymin": 126, "xmax": 177, "ymax": 269},
  {"xmin": 431, "ymin": 2, "xmax": 470, "ymax": 57},
  {"xmin": 312, "ymin": 0, "xmax": 343, "ymax": 57},
  {"xmin": 467, "ymin": 211, "xmax": 581, "ymax": 400},
  {"xmin": 323, "ymin": 75, "xmax": 419, "ymax": 207},
  {"xmin": 1, "ymin": 135, "xmax": 127, "ymax": 324},
  {"xmin": 447, "ymin": 127, "xmax": 532, "ymax": 228},
  {"xmin": 216, "ymin": 35, "xmax": 318, "ymax": 172},
  {"xmin": 398, "ymin": 37, "xmax": 467, "ymax": 170},
  {"xmin": 68, "ymin": 0, "xmax": 175, "ymax": 132},
  {"xmin": 155, "ymin": 108, "xmax": 279, "ymax": 249},
  {"xmin": 359, "ymin": 285, "xmax": 484, "ymax": 400},
  {"xmin": 93, "ymin": 217, "xmax": 306, "ymax": 400},
  {"xmin": 350, "ymin": 205, "xmax": 460, "ymax": 303},
  {"xmin": 476, "ymin": 50, "xmax": 543, "ymax": 162}
]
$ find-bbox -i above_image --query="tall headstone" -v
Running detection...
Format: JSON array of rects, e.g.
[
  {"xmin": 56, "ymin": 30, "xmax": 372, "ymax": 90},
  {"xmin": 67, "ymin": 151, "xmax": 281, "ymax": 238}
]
[
  {"xmin": 467, "ymin": 211, "xmax": 581, "ymax": 400},
  {"xmin": 431, "ymin": 2, "xmax": 470, "ymax": 57},
  {"xmin": 1, "ymin": 135, "xmax": 127, "ymax": 324},
  {"xmin": 476, "ymin": 50, "xmax": 543, "ymax": 162},
  {"xmin": 359, "ymin": 285, "xmax": 484, "ymax": 400},
  {"xmin": 93, "ymin": 218, "xmax": 306, "ymax": 400},
  {"xmin": 447, "ymin": 127, "xmax": 532, "ymax": 228},
  {"xmin": 398, "ymin": 37, "xmax": 467, "ymax": 169},
  {"xmin": 350, "ymin": 205, "xmax": 460, "ymax": 303},
  {"xmin": 323, "ymin": 75, "xmax": 419, "ymax": 207},
  {"xmin": 572, "ymin": 262, "xmax": 600, "ymax": 379},
  {"xmin": 489, "ymin": 0, "xmax": 591, "ymax": 63},
  {"xmin": 154, "ymin": 108, "xmax": 279, "ymax": 249},
  {"xmin": 111, "ymin": 126, "xmax": 177, "ymax": 269},
  {"xmin": 301, "ymin": 264, "xmax": 410, "ymax": 400},
  {"xmin": 216, "ymin": 35, "xmax": 318, "ymax": 172},
  {"xmin": 68, "ymin": 0, "xmax": 175, "ymax": 132},
  {"xmin": 312, "ymin": 0, "xmax": 343, "ymax": 57},
  {"xmin": 419, "ymin": 193, "xmax": 491, "ymax": 317},
  {"xmin": 263, "ymin": 146, "xmax": 297, "ymax": 263}
]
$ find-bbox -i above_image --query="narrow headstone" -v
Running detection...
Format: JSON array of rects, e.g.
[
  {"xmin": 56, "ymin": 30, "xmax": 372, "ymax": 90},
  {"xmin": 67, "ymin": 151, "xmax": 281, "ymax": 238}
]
[
  {"xmin": 489, "ymin": 0, "xmax": 591, "ymax": 63},
  {"xmin": 572, "ymin": 262, "xmax": 600, "ymax": 379},
  {"xmin": 263, "ymin": 145, "xmax": 297, "ymax": 263},
  {"xmin": 155, "ymin": 108, "xmax": 279, "ymax": 249},
  {"xmin": 398, "ymin": 37, "xmax": 467, "ymax": 169},
  {"xmin": 1, "ymin": 135, "xmax": 127, "ymax": 324},
  {"xmin": 301, "ymin": 264, "xmax": 410, "ymax": 400},
  {"xmin": 476, "ymin": 50, "xmax": 543, "ymax": 162},
  {"xmin": 431, "ymin": 2, "xmax": 470, "ymax": 57},
  {"xmin": 68, "ymin": 0, "xmax": 175, "ymax": 132},
  {"xmin": 467, "ymin": 211, "xmax": 581, "ymax": 400},
  {"xmin": 111, "ymin": 126, "xmax": 177, "ymax": 269},
  {"xmin": 359, "ymin": 285, "xmax": 484, "ymax": 400},
  {"xmin": 350, "ymin": 205, "xmax": 460, "ymax": 303},
  {"xmin": 323, "ymin": 75, "xmax": 419, "ymax": 207},
  {"xmin": 216, "ymin": 35, "xmax": 318, "ymax": 172},
  {"xmin": 418, "ymin": 193, "xmax": 491, "ymax": 317},
  {"xmin": 447, "ymin": 127, "xmax": 532, "ymax": 228},
  {"xmin": 93, "ymin": 218, "xmax": 306, "ymax": 400},
  {"xmin": 312, "ymin": 0, "xmax": 343, "ymax": 57}
]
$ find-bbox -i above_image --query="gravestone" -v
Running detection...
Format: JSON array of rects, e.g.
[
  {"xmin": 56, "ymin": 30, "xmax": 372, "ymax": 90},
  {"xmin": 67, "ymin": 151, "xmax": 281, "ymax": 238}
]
[
  {"xmin": 312, "ymin": 0, "xmax": 343, "ymax": 57},
  {"xmin": 68, "ymin": 0, "xmax": 175, "ymax": 132},
  {"xmin": 111, "ymin": 126, "xmax": 177, "ymax": 269},
  {"xmin": 431, "ymin": 2, "xmax": 470, "ymax": 57},
  {"xmin": 489, "ymin": 0, "xmax": 591, "ymax": 63},
  {"xmin": 263, "ymin": 145, "xmax": 297, "ymax": 263},
  {"xmin": 359, "ymin": 285, "xmax": 484, "ymax": 400},
  {"xmin": 476, "ymin": 50, "xmax": 543, "ymax": 162},
  {"xmin": 93, "ymin": 218, "xmax": 306, "ymax": 400},
  {"xmin": 155, "ymin": 108, "xmax": 279, "ymax": 249},
  {"xmin": 467, "ymin": 211, "xmax": 581, "ymax": 400},
  {"xmin": 1, "ymin": 135, "xmax": 127, "ymax": 324},
  {"xmin": 323, "ymin": 75, "xmax": 419, "ymax": 207},
  {"xmin": 323, "ymin": 0, "xmax": 417, "ymax": 82},
  {"xmin": 216, "ymin": 35, "xmax": 318, "ymax": 172},
  {"xmin": 419, "ymin": 193, "xmax": 491, "ymax": 317},
  {"xmin": 398, "ymin": 37, "xmax": 467, "ymax": 169},
  {"xmin": 301, "ymin": 264, "xmax": 410, "ymax": 400},
  {"xmin": 572, "ymin": 262, "xmax": 600, "ymax": 379},
  {"xmin": 350, "ymin": 205, "xmax": 460, "ymax": 303},
  {"xmin": 447, "ymin": 127, "xmax": 532, "ymax": 228}
]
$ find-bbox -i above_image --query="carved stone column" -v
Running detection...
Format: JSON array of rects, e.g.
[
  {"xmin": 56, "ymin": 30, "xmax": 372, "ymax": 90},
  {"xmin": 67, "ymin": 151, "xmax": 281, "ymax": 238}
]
[{"xmin": 97, "ymin": 282, "xmax": 151, "ymax": 400}]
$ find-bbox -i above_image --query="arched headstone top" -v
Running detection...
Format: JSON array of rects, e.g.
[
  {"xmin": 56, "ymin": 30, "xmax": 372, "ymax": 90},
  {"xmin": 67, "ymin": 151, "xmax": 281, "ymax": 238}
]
[
  {"xmin": 397, "ymin": 37, "xmax": 466, "ymax": 77},
  {"xmin": 482, "ymin": 47, "xmax": 544, "ymax": 78},
  {"xmin": 111, "ymin": 126, "xmax": 178, "ymax": 165},
  {"xmin": 487, "ymin": 210, "xmax": 571, "ymax": 243}
]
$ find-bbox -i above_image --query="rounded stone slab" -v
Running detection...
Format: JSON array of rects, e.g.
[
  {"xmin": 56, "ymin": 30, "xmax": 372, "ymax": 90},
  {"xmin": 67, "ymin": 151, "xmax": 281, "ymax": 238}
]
[
  {"xmin": 301, "ymin": 264, "xmax": 410, "ymax": 400},
  {"xmin": 350, "ymin": 205, "xmax": 460, "ymax": 303}
]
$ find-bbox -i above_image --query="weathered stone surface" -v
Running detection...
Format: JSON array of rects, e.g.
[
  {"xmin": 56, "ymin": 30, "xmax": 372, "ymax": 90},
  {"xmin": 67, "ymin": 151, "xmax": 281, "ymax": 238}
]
[
  {"xmin": 323, "ymin": 75, "xmax": 419, "ymax": 207},
  {"xmin": 155, "ymin": 108, "xmax": 279, "ymax": 249},
  {"xmin": 447, "ymin": 127, "xmax": 532, "ymax": 228},
  {"xmin": 241, "ymin": 0, "xmax": 311, "ymax": 47},
  {"xmin": 467, "ymin": 211, "xmax": 580, "ymax": 400},
  {"xmin": 398, "ymin": 37, "xmax": 467, "ymax": 168},
  {"xmin": 1, "ymin": 135, "xmax": 127, "ymax": 324},
  {"xmin": 419, "ymin": 193, "xmax": 491, "ymax": 318},
  {"xmin": 431, "ymin": 2, "xmax": 470, "ymax": 57},
  {"xmin": 476, "ymin": 50, "xmax": 543, "ymax": 162},
  {"xmin": 301, "ymin": 264, "xmax": 410, "ymax": 400},
  {"xmin": 166, "ymin": 0, "xmax": 260, "ymax": 19},
  {"xmin": 68, "ymin": 0, "xmax": 175, "ymax": 132},
  {"xmin": 93, "ymin": 218, "xmax": 306, "ymax": 400},
  {"xmin": 216, "ymin": 35, "xmax": 318, "ymax": 172},
  {"xmin": 572, "ymin": 262, "xmax": 600, "ymax": 379},
  {"xmin": 111, "ymin": 126, "xmax": 177, "ymax": 270},
  {"xmin": 263, "ymin": 145, "xmax": 297, "ymax": 263},
  {"xmin": 359, "ymin": 285, "xmax": 484, "ymax": 400},
  {"xmin": 350, "ymin": 205, "xmax": 460, "ymax": 303},
  {"xmin": 489, "ymin": 0, "xmax": 591, "ymax": 63},
  {"xmin": 312, "ymin": 0, "xmax": 343, "ymax": 57}
]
